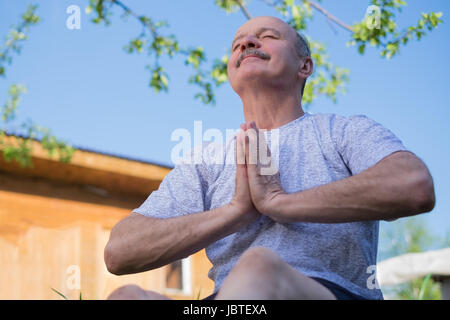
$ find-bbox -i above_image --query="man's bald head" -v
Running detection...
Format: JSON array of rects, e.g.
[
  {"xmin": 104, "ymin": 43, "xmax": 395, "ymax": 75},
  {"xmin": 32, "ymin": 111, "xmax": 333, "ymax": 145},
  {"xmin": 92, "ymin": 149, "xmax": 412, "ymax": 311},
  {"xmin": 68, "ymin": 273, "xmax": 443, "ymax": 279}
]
[{"xmin": 227, "ymin": 16, "xmax": 313, "ymax": 97}]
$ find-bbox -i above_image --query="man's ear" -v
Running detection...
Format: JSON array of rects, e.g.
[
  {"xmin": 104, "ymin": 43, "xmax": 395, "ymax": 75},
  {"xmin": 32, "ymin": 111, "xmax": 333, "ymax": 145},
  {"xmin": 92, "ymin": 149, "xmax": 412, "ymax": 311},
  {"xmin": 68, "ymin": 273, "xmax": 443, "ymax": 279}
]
[{"xmin": 297, "ymin": 57, "xmax": 314, "ymax": 81}]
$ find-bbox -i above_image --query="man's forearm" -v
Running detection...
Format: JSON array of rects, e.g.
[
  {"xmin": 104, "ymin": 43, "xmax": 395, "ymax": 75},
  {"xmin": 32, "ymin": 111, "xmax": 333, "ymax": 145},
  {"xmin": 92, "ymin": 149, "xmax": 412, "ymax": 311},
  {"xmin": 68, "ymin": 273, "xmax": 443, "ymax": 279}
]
[
  {"xmin": 270, "ymin": 151, "xmax": 435, "ymax": 223},
  {"xmin": 105, "ymin": 204, "xmax": 244, "ymax": 275}
]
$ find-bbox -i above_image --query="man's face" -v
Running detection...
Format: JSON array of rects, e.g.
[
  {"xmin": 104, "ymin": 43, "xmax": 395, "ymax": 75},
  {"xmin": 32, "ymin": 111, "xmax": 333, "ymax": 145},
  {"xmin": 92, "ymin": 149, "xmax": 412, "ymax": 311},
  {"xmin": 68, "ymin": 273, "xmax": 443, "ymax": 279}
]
[{"xmin": 227, "ymin": 16, "xmax": 302, "ymax": 93}]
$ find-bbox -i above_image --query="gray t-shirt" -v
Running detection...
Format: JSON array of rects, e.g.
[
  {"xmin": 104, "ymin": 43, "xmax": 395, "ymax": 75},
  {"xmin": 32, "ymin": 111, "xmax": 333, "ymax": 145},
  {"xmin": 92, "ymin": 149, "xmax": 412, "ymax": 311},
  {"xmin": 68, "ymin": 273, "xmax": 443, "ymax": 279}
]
[{"xmin": 133, "ymin": 112, "xmax": 407, "ymax": 299}]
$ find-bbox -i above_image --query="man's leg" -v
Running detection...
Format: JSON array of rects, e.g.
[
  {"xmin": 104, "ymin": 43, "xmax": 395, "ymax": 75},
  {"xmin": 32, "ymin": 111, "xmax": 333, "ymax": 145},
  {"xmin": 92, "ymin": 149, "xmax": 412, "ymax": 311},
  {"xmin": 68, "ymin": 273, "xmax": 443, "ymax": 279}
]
[
  {"xmin": 106, "ymin": 284, "xmax": 172, "ymax": 300},
  {"xmin": 214, "ymin": 247, "xmax": 336, "ymax": 300}
]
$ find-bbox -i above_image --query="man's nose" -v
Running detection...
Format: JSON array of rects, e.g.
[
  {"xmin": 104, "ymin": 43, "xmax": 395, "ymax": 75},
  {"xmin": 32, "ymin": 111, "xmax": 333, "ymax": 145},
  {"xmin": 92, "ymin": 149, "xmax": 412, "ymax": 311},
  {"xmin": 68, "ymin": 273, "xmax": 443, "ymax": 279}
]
[{"xmin": 239, "ymin": 35, "xmax": 261, "ymax": 51}]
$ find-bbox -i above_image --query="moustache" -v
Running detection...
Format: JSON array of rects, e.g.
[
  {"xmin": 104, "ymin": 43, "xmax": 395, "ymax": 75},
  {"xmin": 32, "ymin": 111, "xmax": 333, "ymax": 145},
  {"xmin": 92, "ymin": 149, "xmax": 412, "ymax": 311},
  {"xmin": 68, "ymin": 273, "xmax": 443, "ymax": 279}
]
[{"xmin": 236, "ymin": 49, "xmax": 270, "ymax": 68}]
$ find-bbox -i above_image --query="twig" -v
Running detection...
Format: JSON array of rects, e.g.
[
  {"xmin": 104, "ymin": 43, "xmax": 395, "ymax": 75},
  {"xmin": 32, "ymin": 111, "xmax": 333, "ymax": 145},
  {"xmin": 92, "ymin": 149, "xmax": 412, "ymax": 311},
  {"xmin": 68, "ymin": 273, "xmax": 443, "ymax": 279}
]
[
  {"xmin": 261, "ymin": 0, "xmax": 281, "ymax": 6},
  {"xmin": 1, "ymin": 15, "xmax": 36, "ymax": 67},
  {"xmin": 304, "ymin": 0, "xmax": 354, "ymax": 32},
  {"xmin": 259, "ymin": 0, "xmax": 353, "ymax": 32},
  {"xmin": 326, "ymin": 16, "xmax": 338, "ymax": 35},
  {"xmin": 234, "ymin": 0, "xmax": 252, "ymax": 20},
  {"xmin": 110, "ymin": 0, "xmax": 157, "ymax": 37}
]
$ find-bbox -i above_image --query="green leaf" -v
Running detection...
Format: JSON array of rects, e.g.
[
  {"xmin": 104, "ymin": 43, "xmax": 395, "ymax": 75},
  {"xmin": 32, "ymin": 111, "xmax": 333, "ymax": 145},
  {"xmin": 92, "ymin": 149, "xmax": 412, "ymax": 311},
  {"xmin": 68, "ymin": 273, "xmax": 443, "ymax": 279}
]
[
  {"xmin": 160, "ymin": 74, "xmax": 168, "ymax": 87},
  {"xmin": 358, "ymin": 43, "xmax": 366, "ymax": 54},
  {"xmin": 215, "ymin": 0, "xmax": 240, "ymax": 13}
]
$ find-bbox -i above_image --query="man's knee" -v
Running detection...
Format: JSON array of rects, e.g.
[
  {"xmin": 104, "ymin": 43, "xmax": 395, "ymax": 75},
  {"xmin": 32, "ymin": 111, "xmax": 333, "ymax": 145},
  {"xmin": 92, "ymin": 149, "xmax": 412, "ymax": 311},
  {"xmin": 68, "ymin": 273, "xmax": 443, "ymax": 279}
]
[
  {"xmin": 221, "ymin": 247, "xmax": 336, "ymax": 299},
  {"xmin": 233, "ymin": 247, "xmax": 283, "ymax": 277},
  {"xmin": 217, "ymin": 247, "xmax": 287, "ymax": 299},
  {"xmin": 107, "ymin": 284, "xmax": 170, "ymax": 300},
  {"xmin": 107, "ymin": 284, "xmax": 145, "ymax": 300}
]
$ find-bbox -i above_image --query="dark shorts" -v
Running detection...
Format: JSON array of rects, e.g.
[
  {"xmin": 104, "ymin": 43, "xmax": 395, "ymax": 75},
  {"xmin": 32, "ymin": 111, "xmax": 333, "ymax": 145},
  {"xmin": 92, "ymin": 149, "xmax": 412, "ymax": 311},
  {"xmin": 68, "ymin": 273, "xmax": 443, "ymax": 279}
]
[
  {"xmin": 311, "ymin": 277, "xmax": 368, "ymax": 300},
  {"xmin": 202, "ymin": 277, "xmax": 368, "ymax": 300}
]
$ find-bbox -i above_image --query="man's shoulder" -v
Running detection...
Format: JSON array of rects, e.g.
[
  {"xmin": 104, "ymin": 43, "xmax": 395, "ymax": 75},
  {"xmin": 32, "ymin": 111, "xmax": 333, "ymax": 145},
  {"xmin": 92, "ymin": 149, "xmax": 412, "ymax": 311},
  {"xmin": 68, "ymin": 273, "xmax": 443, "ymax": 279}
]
[
  {"xmin": 306, "ymin": 112, "xmax": 379, "ymax": 132},
  {"xmin": 308, "ymin": 112, "xmax": 372, "ymax": 122}
]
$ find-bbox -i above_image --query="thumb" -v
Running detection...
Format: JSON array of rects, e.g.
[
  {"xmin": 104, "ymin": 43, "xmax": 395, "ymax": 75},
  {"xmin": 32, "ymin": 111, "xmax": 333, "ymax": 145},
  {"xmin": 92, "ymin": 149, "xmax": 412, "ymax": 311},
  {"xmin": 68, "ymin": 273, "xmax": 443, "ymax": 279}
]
[
  {"xmin": 235, "ymin": 131, "xmax": 248, "ymax": 186},
  {"xmin": 235, "ymin": 130, "xmax": 246, "ymax": 169}
]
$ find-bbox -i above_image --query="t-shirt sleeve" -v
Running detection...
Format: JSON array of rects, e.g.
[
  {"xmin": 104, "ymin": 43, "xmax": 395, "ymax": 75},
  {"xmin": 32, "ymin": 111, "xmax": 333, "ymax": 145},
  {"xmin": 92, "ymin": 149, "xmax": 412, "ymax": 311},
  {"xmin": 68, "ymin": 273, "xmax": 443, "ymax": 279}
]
[
  {"xmin": 132, "ymin": 157, "xmax": 208, "ymax": 219},
  {"xmin": 333, "ymin": 114, "xmax": 408, "ymax": 175}
]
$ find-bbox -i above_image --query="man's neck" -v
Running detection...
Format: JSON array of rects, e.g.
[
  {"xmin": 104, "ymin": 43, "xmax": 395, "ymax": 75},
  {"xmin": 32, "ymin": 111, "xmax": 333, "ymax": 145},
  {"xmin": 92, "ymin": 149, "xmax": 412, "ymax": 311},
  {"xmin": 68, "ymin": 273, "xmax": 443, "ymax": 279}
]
[{"xmin": 240, "ymin": 88, "xmax": 305, "ymax": 130}]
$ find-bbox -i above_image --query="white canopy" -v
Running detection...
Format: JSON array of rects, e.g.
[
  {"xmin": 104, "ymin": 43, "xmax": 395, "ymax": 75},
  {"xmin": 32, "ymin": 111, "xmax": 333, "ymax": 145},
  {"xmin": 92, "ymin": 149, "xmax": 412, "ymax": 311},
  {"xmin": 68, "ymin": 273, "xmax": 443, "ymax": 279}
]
[{"xmin": 377, "ymin": 247, "xmax": 450, "ymax": 286}]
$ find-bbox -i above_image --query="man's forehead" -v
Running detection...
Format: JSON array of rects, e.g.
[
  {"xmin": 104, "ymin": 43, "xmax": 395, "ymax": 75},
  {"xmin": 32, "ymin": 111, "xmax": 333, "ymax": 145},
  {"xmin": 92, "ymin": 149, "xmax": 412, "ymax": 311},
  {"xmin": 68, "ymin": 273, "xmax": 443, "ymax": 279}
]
[{"xmin": 234, "ymin": 16, "xmax": 293, "ymax": 38}]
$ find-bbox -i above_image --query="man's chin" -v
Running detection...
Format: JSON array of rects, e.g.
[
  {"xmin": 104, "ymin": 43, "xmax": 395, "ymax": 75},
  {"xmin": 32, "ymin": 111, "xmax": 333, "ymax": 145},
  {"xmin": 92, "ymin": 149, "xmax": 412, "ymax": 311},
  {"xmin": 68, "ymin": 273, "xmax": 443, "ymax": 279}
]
[
  {"xmin": 236, "ymin": 67, "xmax": 270, "ymax": 80},
  {"xmin": 232, "ymin": 72, "xmax": 278, "ymax": 94}
]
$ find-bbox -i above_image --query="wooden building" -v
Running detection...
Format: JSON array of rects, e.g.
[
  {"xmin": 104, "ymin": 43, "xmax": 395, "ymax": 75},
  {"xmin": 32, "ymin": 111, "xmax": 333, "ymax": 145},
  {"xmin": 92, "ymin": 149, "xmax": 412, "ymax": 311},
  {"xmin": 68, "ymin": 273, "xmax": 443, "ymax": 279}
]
[{"xmin": 0, "ymin": 134, "xmax": 215, "ymax": 300}]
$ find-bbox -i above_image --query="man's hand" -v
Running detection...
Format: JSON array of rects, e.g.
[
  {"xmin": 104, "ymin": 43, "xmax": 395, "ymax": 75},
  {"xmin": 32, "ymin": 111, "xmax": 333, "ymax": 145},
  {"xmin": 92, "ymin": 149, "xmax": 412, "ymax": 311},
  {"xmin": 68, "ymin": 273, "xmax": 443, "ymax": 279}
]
[
  {"xmin": 243, "ymin": 121, "xmax": 287, "ymax": 221},
  {"xmin": 227, "ymin": 126, "xmax": 261, "ymax": 230}
]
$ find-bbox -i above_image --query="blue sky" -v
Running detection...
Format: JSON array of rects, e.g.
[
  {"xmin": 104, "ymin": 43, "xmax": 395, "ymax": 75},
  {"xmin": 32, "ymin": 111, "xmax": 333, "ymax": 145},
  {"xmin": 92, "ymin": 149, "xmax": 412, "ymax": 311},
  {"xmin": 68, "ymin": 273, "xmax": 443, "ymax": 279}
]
[{"xmin": 1, "ymin": 1, "xmax": 449, "ymax": 245}]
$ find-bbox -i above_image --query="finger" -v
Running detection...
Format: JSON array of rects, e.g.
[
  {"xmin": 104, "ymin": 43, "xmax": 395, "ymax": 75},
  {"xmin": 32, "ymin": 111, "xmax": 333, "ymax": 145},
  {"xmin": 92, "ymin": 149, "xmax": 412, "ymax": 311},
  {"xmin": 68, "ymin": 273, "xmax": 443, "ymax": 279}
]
[
  {"xmin": 249, "ymin": 121, "xmax": 266, "ymax": 152},
  {"xmin": 249, "ymin": 121, "xmax": 259, "ymax": 149},
  {"xmin": 259, "ymin": 134, "xmax": 272, "ymax": 168},
  {"xmin": 244, "ymin": 133, "xmax": 249, "ymax": 165},
  {"xmin": 249, "ymin": 121, "xmax": 272, "ymax": 168},
  {"xmin": 236, "ymin": 130, "xmax": 246, "ymax": 167},
  {"xmin": 235, "ymin": 132, "xmax": 251, "ymax": 198},
  {"xmin": 245, "ymin": 128, "xmax": 258, "ymax": 165},
  {"xmin": 244, "ymin": 129, "xmax": 259, "ymax": 175}
]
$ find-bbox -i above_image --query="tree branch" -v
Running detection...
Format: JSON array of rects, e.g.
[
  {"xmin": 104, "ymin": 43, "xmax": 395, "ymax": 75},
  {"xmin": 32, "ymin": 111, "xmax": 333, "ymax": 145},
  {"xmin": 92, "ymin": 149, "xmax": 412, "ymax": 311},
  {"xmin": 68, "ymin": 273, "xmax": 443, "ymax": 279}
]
[
  {"xmin": 325, "ymin": 15, "xmax": 339, "ymax": 35},
  {"xmin": 303, "ymin": 0, "xmax": 354, "ymax": 32},
  {"xmin": 260, "ymin": 0, "xmax": 353, "ymax": 32},
  {"xmin": 110, "ymin": 0, "xmax": 157, "ymax": 36},
  {"xmin": 234, "ymin": 0, "xmax": 252, "ymax": 20}
]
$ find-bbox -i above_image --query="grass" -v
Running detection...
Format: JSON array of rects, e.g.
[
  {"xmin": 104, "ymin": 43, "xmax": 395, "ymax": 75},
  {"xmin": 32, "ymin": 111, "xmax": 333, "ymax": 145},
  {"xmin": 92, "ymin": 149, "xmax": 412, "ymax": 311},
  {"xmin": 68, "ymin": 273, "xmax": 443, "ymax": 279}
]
[
  {"xmin": 51, "ymin": 287, "xmax": 82, "ymax": 300},
  {"xmin": 196, "ymin": 288, "xmax": 201, "ymax": 300}
]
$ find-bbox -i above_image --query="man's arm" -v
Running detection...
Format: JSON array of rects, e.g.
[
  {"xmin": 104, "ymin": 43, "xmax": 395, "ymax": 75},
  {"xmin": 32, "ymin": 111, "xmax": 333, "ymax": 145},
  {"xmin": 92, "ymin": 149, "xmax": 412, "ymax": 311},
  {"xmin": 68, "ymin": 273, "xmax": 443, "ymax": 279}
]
[
  {"xmin": 269, "ymin": 151, "xmax": 435, "ymax": 223},
  {"xmin": 105, "ymin": 130, "xmax": 259, "ymax": 275},
  {"xmin": 105, "ymin": 204, "xmax": 249, "ymax": 275}
]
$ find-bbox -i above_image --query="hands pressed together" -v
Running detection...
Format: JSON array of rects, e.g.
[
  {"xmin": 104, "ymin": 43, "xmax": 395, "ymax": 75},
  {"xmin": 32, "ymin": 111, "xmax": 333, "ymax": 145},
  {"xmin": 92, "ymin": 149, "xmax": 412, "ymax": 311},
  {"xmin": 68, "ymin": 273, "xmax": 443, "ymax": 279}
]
[{"xmin": 228, "ymin": 121, "xmax": 288, "ymax": 227}]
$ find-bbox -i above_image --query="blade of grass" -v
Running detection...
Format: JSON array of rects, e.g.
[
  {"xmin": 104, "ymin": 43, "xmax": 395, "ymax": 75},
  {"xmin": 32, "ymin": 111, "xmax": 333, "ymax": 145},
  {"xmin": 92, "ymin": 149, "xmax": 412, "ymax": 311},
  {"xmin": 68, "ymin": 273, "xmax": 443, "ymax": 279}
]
[
  {"xmin": 51, "ymin": 287, "xmax": 68, "ymax": 300},
  {"xmin": 418, "ymin": 274, "xmax": 432, "ymax": 300}
]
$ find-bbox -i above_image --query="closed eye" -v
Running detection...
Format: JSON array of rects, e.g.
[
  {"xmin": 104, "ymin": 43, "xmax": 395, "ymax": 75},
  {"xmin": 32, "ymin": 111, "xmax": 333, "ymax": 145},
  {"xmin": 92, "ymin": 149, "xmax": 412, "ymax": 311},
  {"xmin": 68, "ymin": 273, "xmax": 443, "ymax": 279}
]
[{"xmin": 232, "ymin": 34, "xmax": 278, "ymax": 51}]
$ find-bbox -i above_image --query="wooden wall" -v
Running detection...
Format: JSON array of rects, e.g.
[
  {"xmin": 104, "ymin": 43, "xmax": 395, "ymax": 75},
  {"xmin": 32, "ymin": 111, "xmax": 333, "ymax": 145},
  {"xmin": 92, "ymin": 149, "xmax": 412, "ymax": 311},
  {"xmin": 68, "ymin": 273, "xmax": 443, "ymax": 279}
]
[{"xmin": 0, "ymin": 170, "xmax": 215, "ymax": 300}]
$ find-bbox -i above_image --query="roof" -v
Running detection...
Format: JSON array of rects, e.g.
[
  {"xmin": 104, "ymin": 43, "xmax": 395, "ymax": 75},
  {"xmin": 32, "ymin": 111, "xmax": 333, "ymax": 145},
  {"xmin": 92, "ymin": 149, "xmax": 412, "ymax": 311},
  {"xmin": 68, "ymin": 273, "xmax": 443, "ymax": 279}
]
[
  {"xmin": 0, "ymin": 132, "xmax": 173, "ymax": 197},
  {"xmin": 2, "ymin": 130, "xmax": 173, "ymax": 169}
]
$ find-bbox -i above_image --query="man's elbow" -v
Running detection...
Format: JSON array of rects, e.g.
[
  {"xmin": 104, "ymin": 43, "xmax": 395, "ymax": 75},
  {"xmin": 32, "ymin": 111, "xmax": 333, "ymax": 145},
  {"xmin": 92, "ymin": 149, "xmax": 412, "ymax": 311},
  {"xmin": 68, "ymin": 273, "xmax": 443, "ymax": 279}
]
[
  {"xmin": 409, "ymin": 171, "xmax": 436, "ymax": 214},
  {"xmin": 104, "ymin": 241, "xmax": 126, "ymax": 275}
]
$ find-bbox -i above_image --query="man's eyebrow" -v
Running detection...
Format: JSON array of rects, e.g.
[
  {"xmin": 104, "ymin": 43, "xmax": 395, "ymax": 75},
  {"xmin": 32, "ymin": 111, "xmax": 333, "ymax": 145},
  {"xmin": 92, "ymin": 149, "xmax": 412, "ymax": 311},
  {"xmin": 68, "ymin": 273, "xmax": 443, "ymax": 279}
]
[{"xmin": 231, "ymin": 27, "xmax": 282, "ymax": 49}]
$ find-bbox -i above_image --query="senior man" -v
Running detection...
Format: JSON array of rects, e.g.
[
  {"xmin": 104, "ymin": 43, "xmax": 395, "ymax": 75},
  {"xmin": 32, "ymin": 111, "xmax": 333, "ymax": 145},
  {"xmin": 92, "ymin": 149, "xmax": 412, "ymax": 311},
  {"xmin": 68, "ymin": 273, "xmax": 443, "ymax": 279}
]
[{"xmin": 104, "ymin": 16, "xmax": 435, "ymax": 300}]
